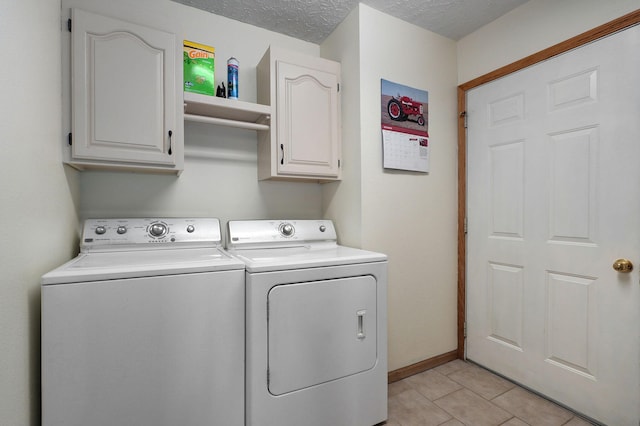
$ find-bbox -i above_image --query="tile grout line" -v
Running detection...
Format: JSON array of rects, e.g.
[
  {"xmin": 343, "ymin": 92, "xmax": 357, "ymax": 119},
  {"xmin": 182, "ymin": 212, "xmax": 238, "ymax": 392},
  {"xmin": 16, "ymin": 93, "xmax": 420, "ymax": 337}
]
[
  {"xmin": 432, "ymin": 384, "xmax": 513, "ymax": 425},
  {"xmin": 489, "ymin": 383, "xmax": 516, "ymax": 402},
  {"xmin": 497, "ymin": 415, "xmax": 523, "ymax": 426}
]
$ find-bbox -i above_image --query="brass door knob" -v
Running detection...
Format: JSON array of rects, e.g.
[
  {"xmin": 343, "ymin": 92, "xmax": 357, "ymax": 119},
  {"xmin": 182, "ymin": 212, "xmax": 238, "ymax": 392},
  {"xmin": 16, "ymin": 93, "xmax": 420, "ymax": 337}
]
[{"xmin": 612, "ymin": 258, "xmax": 633, "ymax": 273}]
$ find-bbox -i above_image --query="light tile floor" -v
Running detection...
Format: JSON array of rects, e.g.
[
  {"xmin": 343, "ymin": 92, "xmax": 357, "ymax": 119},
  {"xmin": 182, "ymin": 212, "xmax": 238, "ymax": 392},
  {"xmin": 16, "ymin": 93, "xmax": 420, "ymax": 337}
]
[{"xmin": 385, "ymin": 360, "xmax": 595, "ymax": 426}]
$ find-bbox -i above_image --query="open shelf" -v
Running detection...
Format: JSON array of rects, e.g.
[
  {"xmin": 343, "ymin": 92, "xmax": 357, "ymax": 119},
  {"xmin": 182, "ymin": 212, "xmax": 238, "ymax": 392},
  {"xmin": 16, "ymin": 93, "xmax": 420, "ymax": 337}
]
[{"xmin": 183, "ymin": 92, "xmax": 272, "ymax": 131}]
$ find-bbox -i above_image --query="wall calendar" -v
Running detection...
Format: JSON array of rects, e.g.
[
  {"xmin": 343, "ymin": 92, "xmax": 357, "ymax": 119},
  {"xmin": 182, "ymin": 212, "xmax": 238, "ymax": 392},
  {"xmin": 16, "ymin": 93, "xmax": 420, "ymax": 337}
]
[{"xmin": 380, "ymin": 79, "xmax": 429, "ymax": 173}]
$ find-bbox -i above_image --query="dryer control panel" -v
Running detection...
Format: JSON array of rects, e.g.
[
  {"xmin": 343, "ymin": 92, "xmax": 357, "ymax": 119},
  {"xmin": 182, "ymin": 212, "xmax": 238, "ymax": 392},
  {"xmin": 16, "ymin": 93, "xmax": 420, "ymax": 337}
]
[
  {"xmin": 81, "ymin": 218, "xmax": 223, "ymax": 252},
  {"xmin": 227, "ymin": 219, "xmax": 337, "ymax": 249}
]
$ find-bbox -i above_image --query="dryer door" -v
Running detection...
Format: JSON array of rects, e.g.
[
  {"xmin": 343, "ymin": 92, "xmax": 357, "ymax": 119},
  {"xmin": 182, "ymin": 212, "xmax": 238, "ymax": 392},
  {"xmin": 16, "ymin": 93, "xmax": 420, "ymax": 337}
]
[{"xmin": 267, "ymin": 275, "xmax": 377, "ymax": 395}]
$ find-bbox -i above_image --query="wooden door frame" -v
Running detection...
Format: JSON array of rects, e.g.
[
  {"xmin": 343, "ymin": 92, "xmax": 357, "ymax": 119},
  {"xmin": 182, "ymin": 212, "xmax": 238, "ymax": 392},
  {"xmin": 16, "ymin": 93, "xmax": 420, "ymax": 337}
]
[{"xmin": 457, "ymin": 9, "xmax": 640, "ymax": 359}]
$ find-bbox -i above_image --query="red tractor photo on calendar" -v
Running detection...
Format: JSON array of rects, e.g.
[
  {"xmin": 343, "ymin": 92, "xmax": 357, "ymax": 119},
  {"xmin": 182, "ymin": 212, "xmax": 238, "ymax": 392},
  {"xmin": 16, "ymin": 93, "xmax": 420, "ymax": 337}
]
[{"xmin": 386, "ymin": 95, "xmax": 426, "ymax": 126}]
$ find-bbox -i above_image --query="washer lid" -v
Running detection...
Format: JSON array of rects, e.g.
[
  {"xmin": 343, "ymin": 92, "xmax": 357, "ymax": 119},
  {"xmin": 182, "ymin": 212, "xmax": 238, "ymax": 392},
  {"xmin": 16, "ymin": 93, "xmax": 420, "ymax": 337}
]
[
  {"xmin": 41, "ymin": 247, "xmax": 244, "ymax": 285},
  {"xmin": 229, "ymin": 243, "xmax": 387, "ymax": 273}
]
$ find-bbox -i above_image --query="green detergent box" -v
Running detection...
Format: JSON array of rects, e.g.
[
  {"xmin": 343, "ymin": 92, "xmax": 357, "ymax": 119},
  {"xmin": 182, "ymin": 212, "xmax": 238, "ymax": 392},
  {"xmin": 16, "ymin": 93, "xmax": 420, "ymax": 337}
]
[{"xmin": 183, "ymin": 40, "xmax": 215, "ymax": 96}]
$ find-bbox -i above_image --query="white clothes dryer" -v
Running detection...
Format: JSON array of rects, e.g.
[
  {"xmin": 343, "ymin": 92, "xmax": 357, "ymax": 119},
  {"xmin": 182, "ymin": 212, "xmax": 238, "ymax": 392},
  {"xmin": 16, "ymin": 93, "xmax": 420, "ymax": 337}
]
[
  {"xmin": 227, "ymin": 219, "xmax": 388, "ymax": 426},
  {"xmin": 41, "ymin": 218, "xmax": 245, "ymax": 426}
]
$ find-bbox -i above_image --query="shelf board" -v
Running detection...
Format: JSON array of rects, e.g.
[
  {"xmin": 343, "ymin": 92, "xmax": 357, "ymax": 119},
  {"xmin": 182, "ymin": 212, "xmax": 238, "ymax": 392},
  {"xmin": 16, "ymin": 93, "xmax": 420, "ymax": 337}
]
[{"xmin": 183, "ymin": 92, "xmax": 271, "ymax": 130}]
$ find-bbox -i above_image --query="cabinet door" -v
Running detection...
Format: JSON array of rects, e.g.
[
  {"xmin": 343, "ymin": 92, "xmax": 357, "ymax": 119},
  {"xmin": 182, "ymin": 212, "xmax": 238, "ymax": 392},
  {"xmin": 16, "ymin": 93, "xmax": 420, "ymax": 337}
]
[
  {"xmin": 276, "ymin": 60, "xmax": 340, "ymax": 178},
  {"xmin": 71, "ymin": 9, "xmax": 177, "ymax": 167}
]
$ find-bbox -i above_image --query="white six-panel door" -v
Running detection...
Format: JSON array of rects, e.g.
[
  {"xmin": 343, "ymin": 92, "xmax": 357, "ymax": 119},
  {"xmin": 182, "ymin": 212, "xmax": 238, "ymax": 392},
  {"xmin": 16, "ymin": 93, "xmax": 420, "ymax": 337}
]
[{"xmin": 466, "ymin": 25, "xmax": 640, "ymax": 425}]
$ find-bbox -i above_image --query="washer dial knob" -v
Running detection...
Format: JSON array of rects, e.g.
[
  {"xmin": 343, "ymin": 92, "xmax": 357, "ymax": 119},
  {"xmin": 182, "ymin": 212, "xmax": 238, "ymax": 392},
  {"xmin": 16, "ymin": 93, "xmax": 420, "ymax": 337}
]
[
  {"xmin": 149, "ymin": 223, "xmax": 168, "ymax": 238},
  {"xmin": 95, "ymin": 226, "xmax": 106, "ymax": 235},
  {"xmin": 186, "ymin": 225, "xmax": 195, "ymax": 233},
  {"xmin": 280, "ymin": 222, "xmax": 295, "ymax": 237},
  {"xmin": 116, "ymin": 226, "xmax": 127, "ymax": 235}
]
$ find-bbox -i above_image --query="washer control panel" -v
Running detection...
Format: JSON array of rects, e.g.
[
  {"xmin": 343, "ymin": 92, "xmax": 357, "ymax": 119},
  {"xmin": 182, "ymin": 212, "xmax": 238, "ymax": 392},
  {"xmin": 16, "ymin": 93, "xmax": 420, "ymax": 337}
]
[
  {"xmin": 80, "ymin": 218, "xmax": 222, "ymax": 252},
  {"xmin": 227, "ymin": 219, "xmax": 337, "ymax": 249}
]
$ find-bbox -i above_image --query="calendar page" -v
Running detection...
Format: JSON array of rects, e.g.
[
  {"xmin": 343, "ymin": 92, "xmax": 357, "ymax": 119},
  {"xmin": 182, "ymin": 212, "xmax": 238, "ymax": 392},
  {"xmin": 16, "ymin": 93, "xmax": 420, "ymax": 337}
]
[
  {"xmin": 381, "ymin": 79, "xmax": 429, "ymax": 173},
  {"xmin": 381, "ymin": 129, "xmax": 429, "ymax": 172}
]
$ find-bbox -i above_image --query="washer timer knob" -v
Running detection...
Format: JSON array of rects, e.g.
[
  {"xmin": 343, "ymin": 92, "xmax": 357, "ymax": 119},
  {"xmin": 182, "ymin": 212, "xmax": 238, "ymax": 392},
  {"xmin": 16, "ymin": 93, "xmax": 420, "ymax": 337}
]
[
  {"xmin": 95, "ymin": 226, "xmax": 106, "ymax": 235},
  {"xmin": 319, "ymin": 225, "xmax": 326, "ymax": 232},
  {"xmin": 149, "ymin": 223, "xmax": 167, "ymax": 238},
  {"xmin": 280, "ymin": 223, "xmax": 294, "ymax": 237},
  {"xmin": 186, "ymin": 225, "xmax": 195, "ymax": 233},
  {"xmin": 116, "ymin": 226, "xmax": 127, "ymax": 235}
]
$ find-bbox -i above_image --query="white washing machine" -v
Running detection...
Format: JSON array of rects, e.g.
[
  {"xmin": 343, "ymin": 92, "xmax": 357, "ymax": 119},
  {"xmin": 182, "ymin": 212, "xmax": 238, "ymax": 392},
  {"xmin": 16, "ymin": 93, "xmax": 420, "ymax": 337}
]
[
  {"xmin": 226, "ymin": 219, "xmax": 388, "ymax": 426},
  {"xmin": 41, "ymin": 218, "xmax": 245, "ymax": 426}
]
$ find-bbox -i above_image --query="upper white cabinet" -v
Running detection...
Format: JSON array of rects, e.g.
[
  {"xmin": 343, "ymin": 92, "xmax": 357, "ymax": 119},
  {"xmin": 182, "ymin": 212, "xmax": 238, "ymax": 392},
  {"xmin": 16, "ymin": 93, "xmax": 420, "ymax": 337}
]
[
  {"xmin": 67, "ymin": 9, "xmax": 182, "ymax": 174},
  {"xmin": 257, "ymin": 47, "xmax": 341, "ymax": 182}
]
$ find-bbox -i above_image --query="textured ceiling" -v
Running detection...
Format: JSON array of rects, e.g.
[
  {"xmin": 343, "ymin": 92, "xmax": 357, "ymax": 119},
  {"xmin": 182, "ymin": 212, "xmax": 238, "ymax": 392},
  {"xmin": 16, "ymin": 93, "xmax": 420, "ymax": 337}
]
[{"xmin": 171, "ymin": 0, "xmax": 529, "ymax": 43}]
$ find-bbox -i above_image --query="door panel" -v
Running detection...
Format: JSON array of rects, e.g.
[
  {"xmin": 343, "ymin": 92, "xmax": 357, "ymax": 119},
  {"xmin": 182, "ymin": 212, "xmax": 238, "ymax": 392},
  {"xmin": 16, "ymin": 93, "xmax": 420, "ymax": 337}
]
[
  {"xmin": 487, "ymin": 262, "xmax": 524, "ymax": 350},
  {"xmin": 467, "ymin": 25, "xmax": 640, "ymax": 425},
  {"xmin": 545, "ymin": 272, "xmax": 597, "ymax": 378},
  {"xmin": 92, "ymin": 33, "xmax": 163, "ymax": 150},
  {"xmin": 548, "ymin": 127, "xmax": 597, "ymax": 243},
  {"xmin": 267, "ymin": 276, "xmax": 377, "ymax": 395},
  {"xmin": 489, "ymin": 141, "xmax": 524, "ymax": 238}
]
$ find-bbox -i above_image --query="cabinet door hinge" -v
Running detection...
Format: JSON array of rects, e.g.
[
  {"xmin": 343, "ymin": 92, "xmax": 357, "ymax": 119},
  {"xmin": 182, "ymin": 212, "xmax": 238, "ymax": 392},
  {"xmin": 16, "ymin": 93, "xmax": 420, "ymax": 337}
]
[
  {"xmin": 460, "ymin": 111, "xmax": 467, "ymax": 129},
  {"xmin": 464, "ymin": 321, "xmax": 467, "ymax": 338},
  {"xmin": 463, "ymin": 217, "xmax": 467, "ymax": 234},
  {"xmin": 338, "ymin": 159, "xmax": 341, "ymax": 168},
  {"xmin": 67, "ymin": 18, "xmax": 72, "ymax": 32},
  {"xmin": 337, "ymin": 83, "xmax": 340, "ymax": 92},
  {"xmin": 68, "ymin": 132, "xmax": 72, "ymax": 146}
]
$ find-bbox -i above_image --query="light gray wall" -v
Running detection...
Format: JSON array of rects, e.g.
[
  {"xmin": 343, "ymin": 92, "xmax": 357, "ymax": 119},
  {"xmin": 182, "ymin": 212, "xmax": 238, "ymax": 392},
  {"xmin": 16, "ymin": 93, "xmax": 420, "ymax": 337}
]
[
  {"xmin": 457, "ymin": 0, "xmax": 639, "ymax": 84},
  {"xmin": 321, "ymin": 7, "xmax": 363, "ymax": 248},
  {"xmin": 358, "ymin": 5, "xmax": 459, "ymax": 370},
  {"xmin": 0, "ymin": 1, "xmax": 79, "ymax": 425}
]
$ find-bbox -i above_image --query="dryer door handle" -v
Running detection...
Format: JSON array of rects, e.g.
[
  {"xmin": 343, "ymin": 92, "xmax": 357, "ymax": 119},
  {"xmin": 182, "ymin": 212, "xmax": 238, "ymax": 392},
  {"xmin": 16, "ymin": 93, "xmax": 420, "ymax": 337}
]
[{"xmin": 356, "ymin": 310, "xmax": 366, "ymax": 340}]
